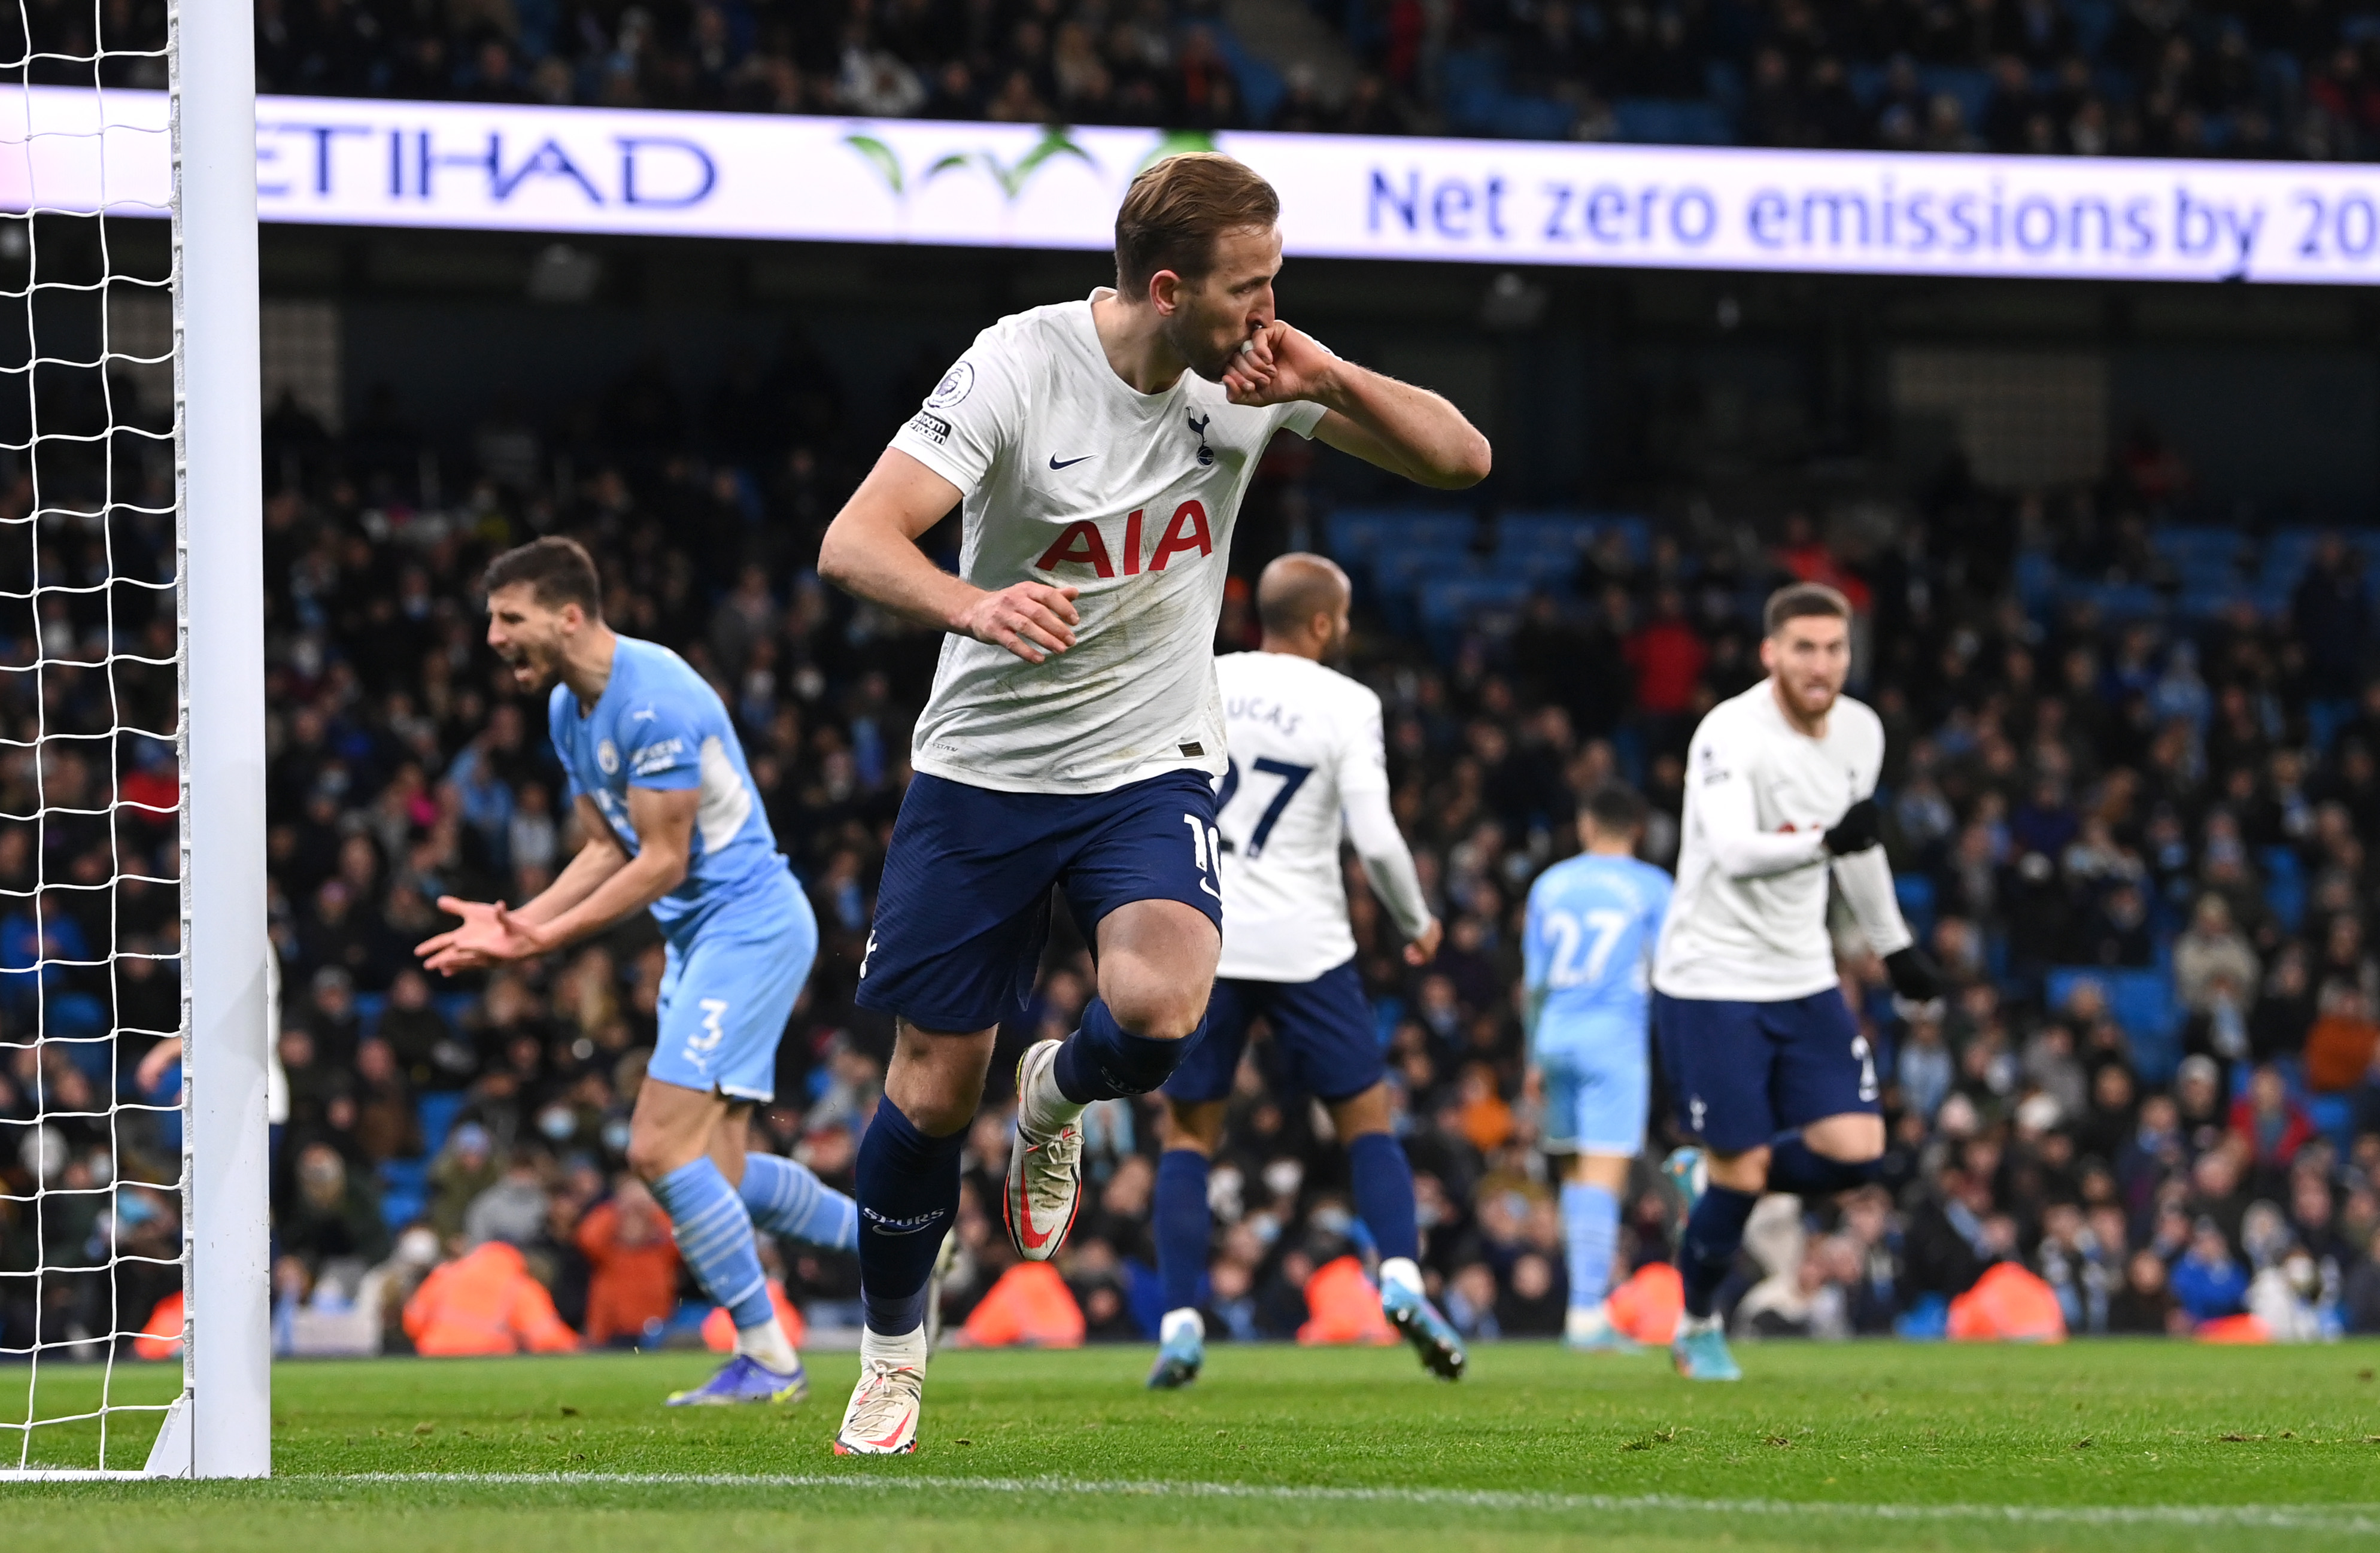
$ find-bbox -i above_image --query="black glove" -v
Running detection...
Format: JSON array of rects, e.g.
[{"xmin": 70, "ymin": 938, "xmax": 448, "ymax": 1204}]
[
  {"xmin": 1823, "ymin": 798, "xmax": 1881, "ymax": 855},
  {"xmin": 1884, "ymin": 946, "xmax": 1942, "ymax": 1002}
]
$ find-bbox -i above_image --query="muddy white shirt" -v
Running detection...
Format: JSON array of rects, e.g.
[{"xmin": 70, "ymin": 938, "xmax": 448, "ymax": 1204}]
[
  {"xmin": 887, "ymin": 292, "xmax": 1326, "ymax": 795},
  {"xmin": 1651, "ymin": 680, "xmax": 1913, "ymax": 1002},
  {"xmin": 1212, "ymin": 652, "xmax": 1431, "ymax": 983}
]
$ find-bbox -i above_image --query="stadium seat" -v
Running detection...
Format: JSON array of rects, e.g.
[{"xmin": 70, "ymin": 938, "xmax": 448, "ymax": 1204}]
[
  {"xmin": 378, "ymin": 1157, "xmax": 430, "ymax": 1234},
  {"xmin": 1895, "ymin": 874, "xmax": 1936, "ymax": 941},
  {"xmin": 2259, "ymin": 846, "xmax": 2305, "ymax": 933},
  {"xmin": 2308, "ymin": 1093, "xmax": 2358, "ymax": 1154},
  {"xmin": 417, "ymin": 1091, "xmax": 467, "ymax": 1159},
  {"xmin": 1611, "ymin": 98, "xmax": 1735, "ymax": 145},
  {"xmin": 2045, "ymin": 967, "xmax": 2181, "ymax": 1083}
]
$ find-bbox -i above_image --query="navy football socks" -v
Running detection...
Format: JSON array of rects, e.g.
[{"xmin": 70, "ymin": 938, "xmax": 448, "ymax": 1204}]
[
  {"xmin": 1346, "ymin": 1132, "xmax": 1421, "ymax": 1264},
  {"xmin": 1053, "ymin": 998, "xmax": 1200, "ymax": 1104},
  {"xmin": 1765, "ymin": 1133, "xmax": 1882, "ymax": 1197},
  {"xmin": 854, "ymin": 1096, "xmax": 966, "ymax": 1337},
  {"xmin": 1154, "ymin": 1148, "xmax": 1212, "ymax": 1312},
  {"xmin": 1677, "ymin": 1183, "xmax": 1759, "ymax": 1320}
]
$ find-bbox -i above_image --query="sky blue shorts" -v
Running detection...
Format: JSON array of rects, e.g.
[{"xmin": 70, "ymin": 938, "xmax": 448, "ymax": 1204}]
[
  {"xmin": 647, "ymin": 867, "xmax": 818, "ymax": 1104},
  {"xmin": 1537, "ymin": 1024, "xmax": 1650, "ymax": 1155}
]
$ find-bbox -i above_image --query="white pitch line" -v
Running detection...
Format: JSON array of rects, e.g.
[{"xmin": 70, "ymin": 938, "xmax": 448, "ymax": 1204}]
[{"xmin": 332, "ymin": 1472, "xmax": 2380, "ymax": 1534}]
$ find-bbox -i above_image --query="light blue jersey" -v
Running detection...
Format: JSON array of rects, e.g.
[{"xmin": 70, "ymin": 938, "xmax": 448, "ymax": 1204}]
[
  {"xmin": 549, "ymin": 636, "xmax": 788, "ymax": 937},
  {"xmin": 1526, "ymin": 852, "xmax": 1670, "ymax": 1155},
  {"xmin": 549, "ymin": 634, "xmax": 815, "ymax": 1101},
  {"xmin": 1525, "ymin": 853, "xmax": 1671, "ymax": 1056}
]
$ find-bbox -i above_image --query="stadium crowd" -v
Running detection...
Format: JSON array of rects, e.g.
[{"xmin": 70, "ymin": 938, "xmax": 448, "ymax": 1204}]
[
  {"xmin": 198, "ymin": 0, "xmax": 2380, "ymax": 160},
  {"xmin": 4, "ymin": 333, "xmax": 2380, "ymax": 1362}
]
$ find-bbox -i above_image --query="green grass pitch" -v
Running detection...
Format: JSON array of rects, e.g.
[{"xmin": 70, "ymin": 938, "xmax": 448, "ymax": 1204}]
[{"xmin": 5, "ymin": 1341, "xmax": 2379, "ymax": 1552}]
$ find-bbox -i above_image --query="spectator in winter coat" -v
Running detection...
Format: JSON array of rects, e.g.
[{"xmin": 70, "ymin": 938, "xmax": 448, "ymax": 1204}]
[
  {"xmin": 2175, "ymin": 893, "xmax": 2260, "ymax": 1016},
  {"xmin": 2169, "ymin": 1219, "xmax": 2250, "ymax": 1324},
  {"xmin": 574, "ymin": 1175, "xmax": 679, "ymax": 1346},
  {"xmin": 2228, "ymin": 1065, "xmax": 2315, "ymax": 1178},
  {"xmin": 403, "ymin": 1239, "xmax": 578, "ymax": 1356}
]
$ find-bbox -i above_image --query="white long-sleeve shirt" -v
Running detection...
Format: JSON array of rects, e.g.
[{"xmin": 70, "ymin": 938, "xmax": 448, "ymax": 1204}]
[
  {"xmin": 1212, "ymin": 652, "xmax": 1431, "ymax": 983},
  {"xmin": 1651, "ymin": 679, "xmax": 1914, "ymax": 1002}
]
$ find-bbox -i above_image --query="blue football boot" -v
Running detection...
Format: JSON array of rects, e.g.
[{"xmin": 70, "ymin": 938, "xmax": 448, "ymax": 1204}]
[
  {"xmin": 666, "ymin": 1352, "xmax": 808, "ymax": 1406},
  {"xmin": 1382, "ymin": 1281, "xmax": 1467, "ymax": 1381},
  {"xmin": 1670, "ymin": 1314, "xmax": 1742, "ymax": 1382},
  {"xmin": 1660, "ymin": 1146, "xmax": 1708, "ymax": 1220},
  {"xmin": 1146, "ymin": 1320, "xmax": 1204, "ymax": 1390}
]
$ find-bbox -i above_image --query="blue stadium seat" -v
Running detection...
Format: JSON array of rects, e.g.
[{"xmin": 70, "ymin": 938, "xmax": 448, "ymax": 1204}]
[
  {"xmin": 2308, "ymin": 1093, "xmax": 2358, "ymax": 1153},
  {"xmin": 1490, "ymin": 95, "xmax": 1577, "ymax": 139},
  {"xmin": 1440, "ymin": 47, "xmax": 1508, "ymax": 134},
  {"xmin": 2014, "ymin": 552, "xmax": 2058, "ymax": 610},
  {"xmin": 1582, "ymin": 513, "xmax": 1653, "ymax": 562},
  {"xmin": 1493, "ymin": 512, "xmax": 1595, "ymax": 560},
  {"xmin": 378, "ymin": 1159, "xmax": 430, "ymax": 1233},
  {"xmin": 1895, "ymin": 874, "xmax": 1936, "ymax": 941},
  {"xmin": 1206, "ymin": 26, "xmax": 1284, "ymax": 127},
  {"xmin": 1611, "ymin": 98, "xmax": 1735, "ymax": 145},
  {"xmin": 2259, "ymin": 846, "xmax": 2305, "ymax": 933},
  {"xmin": 1918, "ymin": 67, "xmax": 1993, "ymax": 129},
  {"xmin": 2046, "ymin": 967, "xmax": 2181, "ymax": 1084},
  {"xmin": 417, "ymin": 1090, "xmax": 466, "ymax": 1158}
]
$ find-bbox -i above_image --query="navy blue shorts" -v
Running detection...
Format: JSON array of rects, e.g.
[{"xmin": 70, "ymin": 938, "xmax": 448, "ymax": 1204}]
[
  {"xmin": 1164, "ymin": 960, "xmax": 1382, "ymax": 1106},
  {"xmin": 1652, "ymin": 988, "xmax": 1877, "ymax": 1153},
  {"xmin": 857, "ymin": 770, "xmax": 1222, "ymax": 1034}
]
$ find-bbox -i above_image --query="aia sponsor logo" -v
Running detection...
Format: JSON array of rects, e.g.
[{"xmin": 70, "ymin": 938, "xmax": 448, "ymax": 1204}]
[{"xmin": 1032, "ymin": 500, "xmax": 1213, "ymax": 579}]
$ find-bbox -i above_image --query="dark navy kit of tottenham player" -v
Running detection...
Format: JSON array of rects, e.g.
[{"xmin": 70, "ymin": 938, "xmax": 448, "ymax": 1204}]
[
  {"xmin": 815, "ymin": 153, "xmax": 1490, "ymax": 1454},
  {"xmin": 1648, "ymin": 581, "xmax": 1941, "ymax": 1382},
  {"xmin": 1148, "ymin": 554, "xmax": 1468, "ymax": 1391},
  {"xmin": 418, "ymin": 538, "xmax": 858, "ymax": 1409}
]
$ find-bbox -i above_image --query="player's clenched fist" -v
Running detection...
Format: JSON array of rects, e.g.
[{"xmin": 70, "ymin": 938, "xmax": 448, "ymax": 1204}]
[
  {"xmin": 960, "ymin": 579, "xmax": 1081, "ymax": 664},
  {"xmin": 1222, "ymin": 320, "xmax": 1338, "ymax": 409}
]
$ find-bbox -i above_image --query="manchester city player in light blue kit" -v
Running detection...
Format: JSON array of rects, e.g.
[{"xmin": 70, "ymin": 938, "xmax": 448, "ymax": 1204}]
[
  {"xmin": 419, "ymin": 537, "xmax": 856, "ymax": 1406},
  {"xmin": 1523, "ymin": 783, "xmax": 1671, "ymax": 1352}
]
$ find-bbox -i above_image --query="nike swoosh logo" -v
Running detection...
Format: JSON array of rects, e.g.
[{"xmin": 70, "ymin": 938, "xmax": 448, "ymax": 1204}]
[
  {"xmin": 1013, "ymin": 1147, "xmax": 1060, "ymax": 1249},
  {"xmin": 1048, "ymin": 454, "xmax": 1094, "ymax": 469}
]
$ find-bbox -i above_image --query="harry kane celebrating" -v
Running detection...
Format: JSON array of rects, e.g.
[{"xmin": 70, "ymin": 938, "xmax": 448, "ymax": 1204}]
[
  {"xmin": 816, "ymin": 154, "xmax": 1489, "ymax": 1454},
  {"xmin": 1652, "ymin": 582, "xmax": 1938, "ymax": 1382},
  {"xmin": 1147, "ymin": 552, "xmax": 1465, "ymax": 1391}
]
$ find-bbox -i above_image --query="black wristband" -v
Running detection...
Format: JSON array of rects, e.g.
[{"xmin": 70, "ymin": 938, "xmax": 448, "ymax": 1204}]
[
  {"xmin": 1823, "ymin": 798, "xmax": 1881, "ymax": 856},
  {"xmin": 1884, "ymin": 946, "xmax": 1942, "ymax": 1002}
]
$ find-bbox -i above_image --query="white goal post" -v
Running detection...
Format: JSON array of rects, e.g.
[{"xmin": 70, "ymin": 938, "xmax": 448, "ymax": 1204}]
[
  {"xmin": 171, "ymin": 0, "xmax": 270, "ymax": 1484},
  {"xmin": 0, "ymin": 0, "xmax": 266, "ymax": 1481}
]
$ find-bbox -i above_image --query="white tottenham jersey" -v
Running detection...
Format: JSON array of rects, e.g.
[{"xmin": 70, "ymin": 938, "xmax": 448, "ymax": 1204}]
[
  {"xmin": 888, "ymin": 293, "xmax": 1328, "ymax": 795},
  {"xmin": 1652, "ymin": 679, "xmax": 1908, "ymax": 1001},
  {"xmin": 1212, "ymin": 652, "xmax": 1393, "ymax": 983}
]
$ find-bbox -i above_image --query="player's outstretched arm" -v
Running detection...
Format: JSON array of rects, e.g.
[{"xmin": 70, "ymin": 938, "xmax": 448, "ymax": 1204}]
[
  {"xmin": 512, "ymin": 795, "xmax": 632, "ymax": 926},
  {"xmin": 819, "ymin": 448, "xmax": 1082, "ymax": 665},
  {"xmin": 1830, "ymin": 846, "xmax": 1942, "ymax": 1002},
  {"xmin": 1220, "ymin": 321, "xmax": 1490, "ymax": 490},
  {"xmin": 417, "ymin": 795, "xmax": 630, "ymax": 973},
  {"xmin": 1344, "ymin": 787, "xmax": 1440, "ymax": 965},
  {"xmin": 526, "ymin": 785, "xmax": 698, "ymax": 949},
  {"xmin": 417, "ymin": 791, "xmax": 694, "ymax": 972}
]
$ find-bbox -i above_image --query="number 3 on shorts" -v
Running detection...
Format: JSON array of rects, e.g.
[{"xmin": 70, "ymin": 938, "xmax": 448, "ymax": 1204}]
[{"xmin": 1183, "ymin": 812, "xmax": 1222, "ymax": 900}]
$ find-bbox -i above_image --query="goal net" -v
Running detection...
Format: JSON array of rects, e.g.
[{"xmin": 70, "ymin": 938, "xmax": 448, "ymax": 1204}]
[{"xmin": 0, "ymin": 0, "xmax": 267, "ymax": 1481}]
